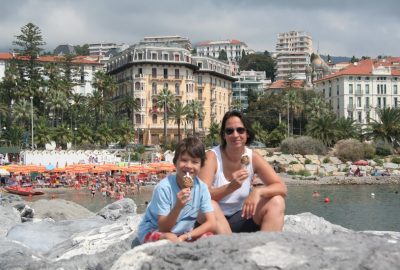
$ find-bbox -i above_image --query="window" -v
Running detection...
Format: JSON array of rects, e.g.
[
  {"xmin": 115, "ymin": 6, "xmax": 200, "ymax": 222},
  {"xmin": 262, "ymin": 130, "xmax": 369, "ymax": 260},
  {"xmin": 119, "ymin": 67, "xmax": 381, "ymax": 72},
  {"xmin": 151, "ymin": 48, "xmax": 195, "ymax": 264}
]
[
  {"xmin": 394, "ymin": 85, "xmax": 398, "ymax": 95},
  {"xmin": 152, "ymin": 83, "xmax": 157, "ymax": 95},
  {"xmin": 365, "ymin": 97, "xmax": 370, "ymax": 108},
  {"xmin": 135, "ymin": 82, "xmax": 141, "ymax": 91},
  {"xmin": 358, "ymin": 112, "xmax": 362, "ymax": 123},
  {"xmin": 135, "ymin": 114, "xmax": 141, "ymax": 124},
  {"xmin": 198, "ymin": 75, "xmax": 202, "ymax": 84},
  {"xmin": 357, "ymin": 97, "xmax": 361, "ymax": 107},
  {"xmin": 336, "ymin": 85, "xmax": 339, "ymax": 95},
  {"xmin": 378, "ymin": 97, "xmax": 381, "ymax": 108},
  {"xmin": 198, "ymin": 88, "xmax": 203, "ymax": 100},
  {"xmin": 164, "ymin": 83, "xmax": 168, "ymax": 90},
  {"xmin": 152, "ymin": 53, "xmax": 157, "ymax": 60},
  {"xmin": 365, "ymin": 84, "xmax": 370, "ymax": 94},
  {"xmin": 175, "ymin": 83, "xmax": 179, "ymax": 95},
  {"xmin": 163, "ymin": 69, "xmax": 168, "ymax": 79},
  {"xmin": 366, "ymin": 112, "xmax": 370, "ymax": 123},
  {"xmin": 329, "ymin": 87, "xmax": 331, "ymax": 97},
  {"xmin": 152, "ymin": 114, "xmax": 157, "ymax": 124},
  {"xmin": 138, "ymin": 68, "xmax": 143, "ymax": 75},
  {"xmin": 174, "ymin": 54, "xmax": 179, "ymax": 61},
  {"xmin": 394, "ymin": 97, "xmax": 398, "ymax": 108},
  {"xmin": 349, "ymin": 84, "xmax": 353, "ymax": 94},
  {"xmin": 163, "ymin": 54, "xmax": 168, "ymax": 61},
  {"xmin": 383, "ymin": 97, "xmax": 387, "ymax": 108},
  {"xmin": 349, "ymin": 97, "xmax": 353, "ymax": 108},
  {"xmin": 175, "ymin": 69, "xmax": 179, "ymax": 79},
  {"xmin": 137, "ymin": 53, "xmax": 143, "ymax": 60},
  {"xmin": 152, "ymin": 68, "xmax": 157, "ymax": 78}
]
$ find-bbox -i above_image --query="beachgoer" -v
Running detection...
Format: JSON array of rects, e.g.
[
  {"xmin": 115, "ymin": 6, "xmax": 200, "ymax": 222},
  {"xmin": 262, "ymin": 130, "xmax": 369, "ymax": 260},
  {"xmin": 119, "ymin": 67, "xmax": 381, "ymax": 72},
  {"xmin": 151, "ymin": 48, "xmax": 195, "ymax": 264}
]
[
  {"xmin": 137, "ymin": 137, "xmax": 216, "ymax": 244},
  {"xmin": 198, "ymin": 110, "xmax": 287, "ymax": 233},
  {"xmin": 312, "ymin": 191, "xmax": 321, "ymax": 197},
  {"xmin": 354, "ymin": 167, "xmax": 361, "ymax": 177}
]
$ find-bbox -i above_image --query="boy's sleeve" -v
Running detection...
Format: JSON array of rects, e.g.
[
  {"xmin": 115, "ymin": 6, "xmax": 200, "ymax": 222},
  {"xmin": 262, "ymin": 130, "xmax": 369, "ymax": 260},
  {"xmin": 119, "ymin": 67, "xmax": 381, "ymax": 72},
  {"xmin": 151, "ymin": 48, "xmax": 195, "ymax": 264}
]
[
  {"xmin": 151, "ymin": 185, "xmax": 173, "ymax": 216},
  {"xmin": 200, "ymin": 184, "xmax": 214, "ymax": 213}
]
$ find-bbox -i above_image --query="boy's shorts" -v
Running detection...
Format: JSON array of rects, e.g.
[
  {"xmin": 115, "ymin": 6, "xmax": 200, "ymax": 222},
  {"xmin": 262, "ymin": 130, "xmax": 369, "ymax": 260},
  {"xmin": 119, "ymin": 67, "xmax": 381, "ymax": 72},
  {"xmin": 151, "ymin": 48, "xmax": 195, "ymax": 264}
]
[{"xmin": 143, "ymin": 231, "xmax": 214, "ymax": 243}]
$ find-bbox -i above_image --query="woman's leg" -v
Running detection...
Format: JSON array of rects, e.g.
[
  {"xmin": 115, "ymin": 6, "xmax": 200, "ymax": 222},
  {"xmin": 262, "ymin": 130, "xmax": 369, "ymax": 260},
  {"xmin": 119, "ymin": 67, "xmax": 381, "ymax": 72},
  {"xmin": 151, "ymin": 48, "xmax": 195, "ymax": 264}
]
[{"xmin": 253, "ymin": 195, "xmax": 285, "ymax": 231}]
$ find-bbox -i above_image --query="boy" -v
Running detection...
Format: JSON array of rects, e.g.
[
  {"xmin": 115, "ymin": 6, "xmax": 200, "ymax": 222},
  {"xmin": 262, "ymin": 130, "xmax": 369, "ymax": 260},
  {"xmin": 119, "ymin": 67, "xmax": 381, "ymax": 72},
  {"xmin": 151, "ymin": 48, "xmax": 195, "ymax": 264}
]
[{"xmin": 138, "ymin": 137, "xmax": 216, "ymax": 243}]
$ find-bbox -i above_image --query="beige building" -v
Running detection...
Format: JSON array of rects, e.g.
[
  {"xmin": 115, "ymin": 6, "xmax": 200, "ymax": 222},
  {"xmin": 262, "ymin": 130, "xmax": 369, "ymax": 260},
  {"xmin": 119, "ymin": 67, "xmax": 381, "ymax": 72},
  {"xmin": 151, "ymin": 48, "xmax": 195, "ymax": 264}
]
[{"xmin": 106, "ymin": 42, "xmax": 235, "ymax": 145}]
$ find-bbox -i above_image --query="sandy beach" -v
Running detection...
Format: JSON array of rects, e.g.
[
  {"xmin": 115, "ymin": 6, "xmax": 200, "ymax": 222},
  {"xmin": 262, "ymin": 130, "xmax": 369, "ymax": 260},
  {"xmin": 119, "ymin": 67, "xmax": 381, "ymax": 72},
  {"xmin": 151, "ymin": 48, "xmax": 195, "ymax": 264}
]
[{"xmin": 280, "ymin": 173, "xmax": 400, "ymax": 185}]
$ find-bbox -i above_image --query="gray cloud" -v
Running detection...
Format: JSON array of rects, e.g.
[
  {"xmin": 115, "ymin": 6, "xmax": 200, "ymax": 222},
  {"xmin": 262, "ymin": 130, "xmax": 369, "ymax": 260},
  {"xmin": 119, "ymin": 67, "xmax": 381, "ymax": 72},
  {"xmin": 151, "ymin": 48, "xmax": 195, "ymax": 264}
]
[{"xmin": 0, "ymin": 0, "xmax": 399, "ymax": 57}]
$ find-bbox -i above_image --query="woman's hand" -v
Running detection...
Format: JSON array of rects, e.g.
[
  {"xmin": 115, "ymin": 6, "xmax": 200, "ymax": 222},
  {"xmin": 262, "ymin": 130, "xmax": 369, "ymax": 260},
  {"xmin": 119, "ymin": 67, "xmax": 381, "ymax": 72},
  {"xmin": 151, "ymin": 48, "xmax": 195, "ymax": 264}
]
[
  {"xmin": 228, "ymin": 168, "xmax": 249, "ymax": 190},
  {"xmin": 176, "ymin": 188, "xmax": 191, "ymax": 209},
  {"xmin": 242, "ymin": 188, "xmax": 261, "ymax": 219}
]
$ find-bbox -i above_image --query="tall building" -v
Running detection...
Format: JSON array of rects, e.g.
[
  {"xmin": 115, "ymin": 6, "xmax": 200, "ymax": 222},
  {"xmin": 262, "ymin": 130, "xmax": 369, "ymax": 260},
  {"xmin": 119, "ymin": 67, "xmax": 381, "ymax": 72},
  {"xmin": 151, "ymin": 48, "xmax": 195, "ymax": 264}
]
[
  {"xmin": 105, "ymin": 41, "xmax": 235, "ymax": 145},
  {"xmin": 141, "ymin": 35, "xmax": 192, "ymax": 50},
  {"xmin": 275, "ymin": 31, "xmax": 313, "ymax": 81},
  {"xmin": 232, "ymin": 71, "xmax": 271, "ymax": 110},
  {"xmin": 314, "ymin": 57, "xmax": 400, "ymax": 125},
  {"xmin": 195, "ymin": 39, "xmax": 249, "ymax": 61},
  {"xmin": 88, "ymin": 42, "xmax": 129, "ymax": 56}
]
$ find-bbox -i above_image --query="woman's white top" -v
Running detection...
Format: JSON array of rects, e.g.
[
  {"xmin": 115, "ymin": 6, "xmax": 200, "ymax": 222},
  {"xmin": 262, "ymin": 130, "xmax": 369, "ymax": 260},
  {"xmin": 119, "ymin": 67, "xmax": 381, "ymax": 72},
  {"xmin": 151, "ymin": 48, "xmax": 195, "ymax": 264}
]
[{"xmin": 210, "ymin": 145, "xmax": 254, "ymax": 216}]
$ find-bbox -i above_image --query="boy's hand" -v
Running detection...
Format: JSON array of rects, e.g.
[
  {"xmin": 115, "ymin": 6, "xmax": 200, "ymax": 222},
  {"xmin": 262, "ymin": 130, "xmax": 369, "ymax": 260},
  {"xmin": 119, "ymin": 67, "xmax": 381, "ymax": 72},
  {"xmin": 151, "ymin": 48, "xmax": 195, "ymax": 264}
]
[{"xmin": 176, "ymin": 188, "xmax": 191, "ymax": 208}]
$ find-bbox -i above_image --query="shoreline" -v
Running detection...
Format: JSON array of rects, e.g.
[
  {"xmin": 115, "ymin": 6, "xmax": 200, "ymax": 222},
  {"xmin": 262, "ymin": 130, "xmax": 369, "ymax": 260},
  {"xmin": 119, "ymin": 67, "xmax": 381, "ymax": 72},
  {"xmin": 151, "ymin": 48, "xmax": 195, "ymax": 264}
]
[{"xmin": 280, "ymin": 173, "xmax": 400, "ymax": 185}]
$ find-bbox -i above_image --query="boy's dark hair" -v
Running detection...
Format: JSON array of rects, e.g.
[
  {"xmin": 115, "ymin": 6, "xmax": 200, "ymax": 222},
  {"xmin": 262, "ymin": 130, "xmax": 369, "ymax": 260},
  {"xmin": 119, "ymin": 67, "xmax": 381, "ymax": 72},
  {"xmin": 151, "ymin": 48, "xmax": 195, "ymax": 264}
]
[
  {"xmin": 220, "ymin": 110, "xmax": 255, "ymax": 148},
  {"xmin": 173, "ymin": 136, "xmax": 206, "ymax": 167}
]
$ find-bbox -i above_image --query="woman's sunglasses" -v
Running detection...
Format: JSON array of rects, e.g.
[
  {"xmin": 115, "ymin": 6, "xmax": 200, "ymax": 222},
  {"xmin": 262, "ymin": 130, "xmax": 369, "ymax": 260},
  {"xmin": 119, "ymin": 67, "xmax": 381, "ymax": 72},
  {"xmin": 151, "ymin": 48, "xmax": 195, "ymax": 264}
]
[{"xmin": 225, "ymin": 127, "xmax": 246, "ymax": 135}]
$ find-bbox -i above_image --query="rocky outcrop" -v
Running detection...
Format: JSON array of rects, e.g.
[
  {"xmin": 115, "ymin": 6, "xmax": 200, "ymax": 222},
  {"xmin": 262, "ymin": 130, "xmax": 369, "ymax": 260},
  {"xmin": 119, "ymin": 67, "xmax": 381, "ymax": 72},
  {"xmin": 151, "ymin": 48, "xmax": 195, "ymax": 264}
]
[{"xmin": 0, "ymin": 197, "xmax": 399, "ymax": 270}]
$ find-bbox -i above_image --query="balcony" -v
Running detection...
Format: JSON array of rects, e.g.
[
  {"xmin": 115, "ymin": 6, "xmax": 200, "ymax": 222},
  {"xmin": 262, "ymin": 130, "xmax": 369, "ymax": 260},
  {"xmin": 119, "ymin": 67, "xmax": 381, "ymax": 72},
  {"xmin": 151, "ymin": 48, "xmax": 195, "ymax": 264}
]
[
  {"xmin": 355, "ymin": 90, "xmax": 363, "ymax": 95},
  {"xmin": 347, "ymin": 104, "xmax": 355, "ymax": 111}
]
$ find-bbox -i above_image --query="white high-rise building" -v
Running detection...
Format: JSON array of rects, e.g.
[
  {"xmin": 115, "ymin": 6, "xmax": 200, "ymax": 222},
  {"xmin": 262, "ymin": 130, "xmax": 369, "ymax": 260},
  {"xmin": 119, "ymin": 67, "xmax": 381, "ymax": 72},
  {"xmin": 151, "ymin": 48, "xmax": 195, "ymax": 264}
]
[{"xmin": 275, "ymin": 31, "xmax": 313, "ymax": 81}]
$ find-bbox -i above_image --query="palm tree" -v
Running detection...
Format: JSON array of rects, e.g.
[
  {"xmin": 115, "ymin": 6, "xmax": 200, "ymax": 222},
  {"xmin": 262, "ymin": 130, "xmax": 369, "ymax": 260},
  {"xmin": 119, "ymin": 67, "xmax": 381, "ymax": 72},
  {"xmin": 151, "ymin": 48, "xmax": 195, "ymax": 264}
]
[
  {"xmin": 92, "ymin": 70, "xmax": 117, "ymax": 97},
  {"xmin": 119, "ymin": 94, "xmax": 140, "ymax": 130},
  {"xmin": 168, "ymin": 100, "xmax": 189, "ymax": 142},
  {"xmin": 156, "ymin": 88, "xmax": 174, "ymax": 145},
  {"xmin": 364, "ymin": 107, "xmax": 400, "ymax": 148},
  {"xmin": 34, "ymin": 116, "xmax": 53, "ymax": 149},
  {"xmin": 12, "ymin": 100, "xmax": 32, "ymax": 129},
  {"xmin": 115, "ymin": 120, "xmax": 134, "ymax": 148},
  {"xmin": 335, "ymin": 117, "xmax": 361, "ymax": 141},
  {"xmin": 52, "ymin": 123, "xmax": 72, "ymax": 149},
  {"xmin": 75, "ymin": 124, "xmax": 94, "ymax": 146},
  {"xmin": 94, "ymin": 123, "xmax": 114, "ymax": 147},
  {"xmin": 205, "ymin": 121, "xmax": 220, "ymax": 146},
  {"xmin": 306, "ymin": 114, "xmax": 338, "ymax": 146},
  {"xmin": 187, "ymin": 100, "xmax": 204, "ymax": 136},
  {"xmin": 87, "ymin": 90, "xmax": 113, "ymax": 128},
  {"xmin": 252, "ymin": 121, "xmax": 268, "ymax": 143}
]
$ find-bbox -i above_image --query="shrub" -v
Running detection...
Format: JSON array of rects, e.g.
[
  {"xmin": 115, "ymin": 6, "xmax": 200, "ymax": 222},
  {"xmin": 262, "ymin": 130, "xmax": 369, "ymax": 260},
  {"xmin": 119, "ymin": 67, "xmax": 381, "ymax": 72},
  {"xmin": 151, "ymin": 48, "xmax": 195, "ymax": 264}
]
[
  {"xmin": 280, "ymin": 136, "xmax": 327, "ymax": 155},
  {"xmin": 375, "ymin": 141, "xmax": 393, "ymax": 156},
  {"xmin": 391, "ymin": 156, "xmax": 400, "ymax": 164},
  {"xmin": 334, "ymin": 139, "xmax": 364, "ymax": 162},
  {"xmin": 363, "ymin": 143, "xmax": 376, "ymax": 159},
  {"xmin": 373, "ymin": 157, "xmax": 384, "ymax": 166},
  {"xmin": 323, "ymin": 157, "xmax": 330, "ymax": 163},
  {"xmin": 304, "ymin": 158, "xmax": 311, "ymax": 164},
  {"xmin": 298, "ymin": 170, "xmax": 311, "ymax": 177},
  {"xmin": 289, "ymin": 161, "xmax": 298, "ymax": 164}
]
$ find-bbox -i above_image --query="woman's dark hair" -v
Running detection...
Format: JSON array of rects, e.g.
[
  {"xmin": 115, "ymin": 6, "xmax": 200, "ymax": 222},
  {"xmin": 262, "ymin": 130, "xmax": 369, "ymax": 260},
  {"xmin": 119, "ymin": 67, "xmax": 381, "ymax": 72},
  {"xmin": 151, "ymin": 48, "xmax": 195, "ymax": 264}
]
[
  {"xmin": 220, "ymin": 110, "xmax": 255, "ymax": 148},
  {"xmin": 173, "ymin": 136, "xmax": 206, "ymax": 166}
]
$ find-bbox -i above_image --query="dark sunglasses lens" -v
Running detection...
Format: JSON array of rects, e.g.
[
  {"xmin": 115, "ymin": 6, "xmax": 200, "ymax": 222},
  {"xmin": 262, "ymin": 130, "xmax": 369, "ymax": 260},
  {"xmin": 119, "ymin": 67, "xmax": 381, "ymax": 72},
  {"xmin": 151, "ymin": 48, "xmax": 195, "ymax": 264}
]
[
  {"xmin": 225, "ymin": 127, "xmax": 246, "ymax": 135},
  {"xmin": 225, "ymin": 128, "xmax": 234, "ymax": 135},
  {"xmin": 236, "ymin": 128, "xmax": 246, "ymax": 134}
]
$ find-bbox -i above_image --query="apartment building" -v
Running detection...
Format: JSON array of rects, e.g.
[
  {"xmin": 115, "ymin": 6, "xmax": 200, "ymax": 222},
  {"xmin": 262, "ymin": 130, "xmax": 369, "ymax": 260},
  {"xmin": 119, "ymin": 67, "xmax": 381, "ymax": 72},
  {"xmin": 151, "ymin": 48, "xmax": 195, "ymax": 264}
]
[
  {"xmin": 105, "ymin": 42, "xmax": 235, "ymax": 145},
  {"xmin": 0, "ymin": 53, "xmax": 103, "ymax": 96},
  {"xmin": 314, "ymin": 58, "xmax": 400, "ymax": 125},
  {"xmin": 275, "ymin": 31, "xmax": 313, "ymax": 81},
  {"xmin": 232, "ymin": 71, "xmax": 271, "ymax": 110}
]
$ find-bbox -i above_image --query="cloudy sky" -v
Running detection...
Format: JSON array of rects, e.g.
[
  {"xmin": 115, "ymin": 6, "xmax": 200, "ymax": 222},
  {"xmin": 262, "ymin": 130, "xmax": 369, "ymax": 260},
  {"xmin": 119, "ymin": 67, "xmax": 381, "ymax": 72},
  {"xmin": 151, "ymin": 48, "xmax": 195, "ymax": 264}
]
[{"xmin": 1, "ymin": 0, "xmax": 399, "ymax": 57}]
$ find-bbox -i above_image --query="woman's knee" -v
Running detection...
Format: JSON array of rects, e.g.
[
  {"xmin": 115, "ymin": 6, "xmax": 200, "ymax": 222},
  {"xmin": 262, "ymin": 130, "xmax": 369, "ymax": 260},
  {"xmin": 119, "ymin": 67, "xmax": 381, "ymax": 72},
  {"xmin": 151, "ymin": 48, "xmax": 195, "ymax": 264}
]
[{"xmin": 268, "ymin": 195, "xmax": 286, "ymax": 211}]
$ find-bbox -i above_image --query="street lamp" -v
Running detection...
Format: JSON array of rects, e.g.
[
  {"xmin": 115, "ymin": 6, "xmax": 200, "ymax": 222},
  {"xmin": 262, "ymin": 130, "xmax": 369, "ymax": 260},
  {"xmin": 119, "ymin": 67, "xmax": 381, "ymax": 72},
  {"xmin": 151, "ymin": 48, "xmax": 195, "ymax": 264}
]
[
  {"xmin": 163, "ymin": 93, "xmax": 167, "ymax": 146},
  {"xmin": 30, "ymin": 96, "xmax": 34, "ymax": 150}
]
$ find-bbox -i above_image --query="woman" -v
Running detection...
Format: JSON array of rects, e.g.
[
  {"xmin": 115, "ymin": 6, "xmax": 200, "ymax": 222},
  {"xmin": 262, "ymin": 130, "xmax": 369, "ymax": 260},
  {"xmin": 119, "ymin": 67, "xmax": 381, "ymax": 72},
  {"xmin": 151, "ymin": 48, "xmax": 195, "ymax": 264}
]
[{"xmin": 199, "ymin": 110, "xmax": 287, "ymax": 232}]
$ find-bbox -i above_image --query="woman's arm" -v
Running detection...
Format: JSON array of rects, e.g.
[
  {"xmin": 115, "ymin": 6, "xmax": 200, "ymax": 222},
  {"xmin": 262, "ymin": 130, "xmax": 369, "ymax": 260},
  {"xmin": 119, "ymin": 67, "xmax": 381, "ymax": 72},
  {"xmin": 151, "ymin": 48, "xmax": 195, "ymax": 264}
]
[{"xmin": 252, "ymin": 151, "xmax": 287, "ymax": 198}]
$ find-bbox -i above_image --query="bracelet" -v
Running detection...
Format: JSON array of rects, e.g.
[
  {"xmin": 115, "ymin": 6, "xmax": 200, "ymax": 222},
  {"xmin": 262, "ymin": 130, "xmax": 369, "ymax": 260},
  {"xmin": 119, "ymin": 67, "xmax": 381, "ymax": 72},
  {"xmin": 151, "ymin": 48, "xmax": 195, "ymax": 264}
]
[{"xmin": 186, "ymin": 233, "xmax": 192, "ymax": 241}]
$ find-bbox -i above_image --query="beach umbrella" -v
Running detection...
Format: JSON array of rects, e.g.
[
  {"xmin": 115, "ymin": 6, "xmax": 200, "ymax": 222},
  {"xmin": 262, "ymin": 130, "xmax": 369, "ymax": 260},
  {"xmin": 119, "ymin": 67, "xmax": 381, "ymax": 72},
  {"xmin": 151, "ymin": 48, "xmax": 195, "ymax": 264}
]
[
  {"xmin": 0, "ymin": 168, "xmax": 10, "ymax": 176},
  {"xmin": 352, "ymin": 160, "xmax": 368, "ymax": 166},
  {"xmin": 46, "ymin": 164, "xmax": 55, "ymax": 171}
]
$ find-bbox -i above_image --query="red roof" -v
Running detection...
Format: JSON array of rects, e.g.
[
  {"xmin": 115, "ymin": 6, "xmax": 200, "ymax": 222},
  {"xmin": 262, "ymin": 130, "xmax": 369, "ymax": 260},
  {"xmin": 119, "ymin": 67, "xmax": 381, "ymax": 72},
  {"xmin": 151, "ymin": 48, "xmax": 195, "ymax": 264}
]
[
  {"xmin": 0, "ymin": 52, "xmax": 102, "ymax": 65},
  {"xmin": 316, "ymin": 58, "xmax": 400, "ymax": 82},
  {"xmin": 269, "ymin": 79, "xmax": 305, "ymax": 89}
]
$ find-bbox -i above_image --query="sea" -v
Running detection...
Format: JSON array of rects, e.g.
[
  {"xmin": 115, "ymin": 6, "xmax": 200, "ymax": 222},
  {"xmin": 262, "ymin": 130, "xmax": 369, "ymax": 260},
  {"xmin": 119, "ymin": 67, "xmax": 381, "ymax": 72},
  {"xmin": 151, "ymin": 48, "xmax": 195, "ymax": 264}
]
[{"xmin": 28, "ymin": 184, "xmax": 400, "ymax": 232}]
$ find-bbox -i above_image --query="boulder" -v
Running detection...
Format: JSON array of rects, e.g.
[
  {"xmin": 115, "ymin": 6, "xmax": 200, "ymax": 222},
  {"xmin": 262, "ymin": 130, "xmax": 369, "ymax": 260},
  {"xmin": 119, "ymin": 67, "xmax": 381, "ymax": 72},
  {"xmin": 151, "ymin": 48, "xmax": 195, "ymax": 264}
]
[
  {"xmin": 0, "ymin": 205, "xmax": 21, "ymax": 237},
  {"xmin": 97, "ymin": 198, "xmax": 137, "ymax": 220}
]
